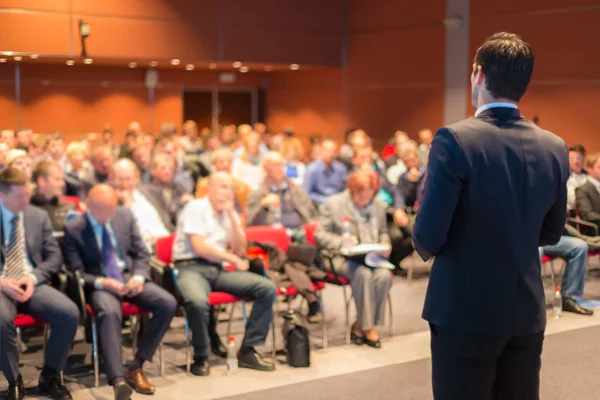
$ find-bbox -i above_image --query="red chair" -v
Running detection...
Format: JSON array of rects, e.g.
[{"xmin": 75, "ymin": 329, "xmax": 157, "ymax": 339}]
[
  {"xmin": 381, "ymin": 144, "xmax": 396, "ymax": 160},
  {"xmin": 540, "ymin": 254, "xmax": 563, "ymax": 290},
  {"xmin": 60, "ymin": 195, "xmax": 82, "ymax": 211},
  {"xmin": 15, "ymin": 314, "xmax": 49, "ymax": 360}
]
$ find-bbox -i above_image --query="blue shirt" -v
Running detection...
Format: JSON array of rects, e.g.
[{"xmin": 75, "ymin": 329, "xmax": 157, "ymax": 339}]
[
  {"xmin": 0, "ymin": 204, "xmax": 35, "ymax": 282},
  {"xmin": 303, "ymin": 160, "xmax": 348, "ymax": 204}
]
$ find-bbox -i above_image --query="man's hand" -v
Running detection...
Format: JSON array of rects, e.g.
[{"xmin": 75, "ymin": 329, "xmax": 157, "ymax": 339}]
[
  {"xmin": 125, "ymin": 279, "xmax": 144, "ymax": 297},
  {"xmin": 180, "ymin": 193, "xmax": 194, "ymax": 203},
  {"xmin": 260, "ymin": 193, "xmax": 281, "ymax": 208},
  {"xmin": 18, "ymin": 275, "xmax": 36, "ymax": 303},
  {"xmin": 0, "ymin": 278, "xmax": 27, "ymax": 302},
  {"xmin": 377, "ymin": 244, "xmax": 392, "ymax": 258},
  {"xmin": 233, "ymin": 257, "xmax": 249, "ymax": 271},
  {"xmin": 100, "ymin": 278, "xmax": 128, "ymax": 296},
  {"xmin": 407, "ymin": 167, "xmax": 421, "ymax": 183},
  {"xmin": 393, "ymin": 209, "xmax": 409, "ymax": 227}
]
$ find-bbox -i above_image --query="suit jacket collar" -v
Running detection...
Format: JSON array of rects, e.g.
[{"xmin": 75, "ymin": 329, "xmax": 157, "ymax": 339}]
[{"xmin": 475, "ymin": 107, "xmax": 522, "ymax": 121}]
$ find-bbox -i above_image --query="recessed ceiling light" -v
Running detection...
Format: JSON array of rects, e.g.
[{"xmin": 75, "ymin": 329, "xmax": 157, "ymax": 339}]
[
  {"xmin": 30, "ymin": 54, "xmax": 39, "ymax": 59},
  {"xmin": 83, "ymin": 58, "xmax": 93, "ymax": 64},
  {"xmin": 13, "ymin": 56, "xmax": 22, "ymax": 61},
  {"xmin": 150, "ymin": 61, "xmax": 158, "ymax": 67},
  {"xmin": 265, "ymin": 65, "xmax": 272, "ymax": 71},
  {"xmin": 239, "ymin": 66, "xmax": 249, "ymax": 73},
  {"xmin": 170, "ymin": 58, "xmax": 180, "ymax": 66},
  {"xmin": 66, "ymin": 60, "xmax": 75, "ymax": 66},
  {"xmin": 4, "ymin": 51, "xmax": 13, "ymax": 56},
  {"xmin": 128, "ymin": 62, "xmax": 137, "ymax": 68},
  {"xmin": 208, "ymin": 63, "xmax": 217, "ymax": 70},
  {"xmin": 290, "ymin": 64, "xmax": 300, "ymax": 70},
  {"xmin": 232, "ymin": 61, "xmax": 242, "ymax": 68},
  {"xmin": 185, "ymin": 64, "xmax": 195, "ymax": 71},
  {"xmin": 0, "ymin": 58, "xmax": 6, "ymax": 63}
]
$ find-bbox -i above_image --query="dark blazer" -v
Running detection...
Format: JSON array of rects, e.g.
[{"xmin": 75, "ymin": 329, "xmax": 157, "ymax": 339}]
[
  {"xmin": 413, "ymin": 107, "xmax": 569, "ymax": 338},
  {"xmin": 0, "ymin": 205, "xmax": 63, "ymax": 285},
  {"xmin": 139, "ymin": 182, "xmax": 185, "ymax": 231},
  {"xmin": 575, "ymin": 180, "xmax": 600, "ymax": 226},
  {"xmin": 63, "ymin": 207, "xmax": 150, "ymax": 287}
]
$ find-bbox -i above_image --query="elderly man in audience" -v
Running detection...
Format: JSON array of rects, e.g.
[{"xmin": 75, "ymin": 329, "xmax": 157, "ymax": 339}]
[
  {"xmin": 173, "ymin": 172, "xmax": 277, "ymax": 376},
  {"xmin": 64, "ymin": 184, "xmax": 177, "ymax": 399},
  {"xmin": 81, "ymin": 144, "xmax": 114, "ymax": 195},
  {"xmin": 417, "ymin": 128, "xmax": 433, "ymax": 165},
  {"xmin": 0, "ymin": 167, "xmax": 79, "ymax": 400},
  {"xmin": 131, "ymin": 143, "xmax": 152, "ymax": 184},
  {"xmin": 576, "ymin": 152, "xmax": 600, "ymax": 228},
  {"xmin": 0, "ymin": 129, "xmax": 16, "ymax": 149},
  {"xmin": 195, "ymin": 147, "xmax": 251, "ymax": 212},
  {"xmin": 153, "ymin": 137, "xmax": 196, "ymax": 194},
  {"xmin": 315, "ymin": 169, "xmax": 392, "ymax": 349},
  {"xmin": 304, "ymin": 138, "xmax": 347, "ymax": 205},
  {"xmin": 142, "ymin": 153, "xmax": 194, "ymax": 230},
  {"xmin": 14, "ymin": 128, "xmax": 32, "ymax": 152},
  {"xmin": 567, "ymin": 144, "xmax": 588, "ymax": 213},
  {"xmin": 30, "ymin": 160, "xmax": 77, "ymax": 232},
  {"xmin": 109, "ymin": 159, "xmax": 171, "ymax": 251}
]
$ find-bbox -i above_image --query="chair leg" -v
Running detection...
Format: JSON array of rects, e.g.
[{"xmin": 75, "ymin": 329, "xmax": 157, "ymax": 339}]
[
  {"xmin": 342, "ymin": 286, "xmax": 351, "ymax": 345},
  {"xmin": 43, "ymin": 324, "xmax": 49, "ymax": 365},
  {"xmin": 131, "ymin": 316, "xmax": 140, "ymax": 354},
  {"xmin": 91, "ymin": 318, "xmax": 100, "ymax": 388},
  {"xmin": 549, "ymin": 260, "xmax": 558, "ymax": 289},
  {"xmin": 241, "ymin": 301, "xmax": 248, "ymax": 326},
  {"xmin": 387, "ymin": 292, "xmax": 394, "ymax": 337},
  {"xmin": 183, "ymin": 309, "xmax": 191, "ymax": 373},
  {"xmin": 319, "ymin": 291, "xmax": 327, "ymax": 349},
  {"xmin": 226, "ymin": 303, "xmax": 236, "ymax": 337},
  {"xmin": 16, "ymin": 327, "xmax": 21, "ymax": 355},
  {"xmin": 159, "ymin": 342, "xmax": 164, "ymax": 377},
  {"xmin": 271, "ymin": 297, "xmax": 278, "ymax": 363},
  {"xmin": 408, "ymin": 253, "xmax": 415, "ymax": 284}
]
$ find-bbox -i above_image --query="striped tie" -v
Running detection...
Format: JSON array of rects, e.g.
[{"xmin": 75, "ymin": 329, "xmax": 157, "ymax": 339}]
[{"xmin": 5, "ymin": 214, "xmax": 25, "ymax": 280}]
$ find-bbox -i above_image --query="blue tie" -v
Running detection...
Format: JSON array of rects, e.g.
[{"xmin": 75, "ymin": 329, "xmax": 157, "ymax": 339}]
[{"xmin": 102, "ymin": 225, "xmax": 123, "ymax": 282}]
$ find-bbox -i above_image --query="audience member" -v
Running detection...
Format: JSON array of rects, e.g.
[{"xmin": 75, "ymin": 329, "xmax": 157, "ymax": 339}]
[
  {"xmin": 131, "ymin": 143, "xmax": 152, "ymax": 184},
  {"xmin": 0, "ymin": 129, "xmax": 16, "ymax": 149},
  {"xmin": 198, "ymin": 131, "xmax": 222, "ymax": 171},
  {"xmin": 303, "ymin": 138, "xmax": 347, "ymax": 205},
  {"xmin": 280, "ymin": 137, "xmax": 307, "ymax": 186},
  {"xmin": 417, "ymin": 128, "xmax": 433, "ymax": 165},
  {"xmin": 173, "ymin": 172, "xmax": 277, "ymax": 376},
  {"xmin": 315, "ymin": 169, "xmax": 392, "ymax": 349},
  {"xmin": 567, "ymin": 144, "xmax": 588, "ymax": 212},
  {"xmin": 179, "ymin": 120, "xmax": 202, "ymax": 154},
  {"xmin": 576, "ymin": 152, "xmax": 600, "ymax": 227},
  {"xmin": 15, "ymin": 128, "xmax": 32, "ymax": 152},
  {"xmin": 127, "ymin": 121, "xmax": 143, "ymax": 136},
  {"xmin": 30, "ymin": 161, "xmax": 76, "ymax": 232},
  {"xmin": 64, "ymin": 184, "xmax": 177, "ymax": 399},
  {"xmin": 118, "ymin": 130, "xmax": 138, "ymax": 159},
  {"xmin": 351, "ymin": 145, "xmax": 394, "ymax": 205},
  {"xmin": 29, "ymin": 134, "xmax": 46, "ymax": 161},
  {"xmin": 385, "ymin": 140, "xmax": 418, "ymax": 185},
  {"xmin": 45, "ymin": 133, "xmax": 68, "ymax": 170},
  {"xmin": 159, "ymin": 121, "xmax": 178, "ymax": 140},
  {"xmin": 232, "ymin": 131, "xmax": 265, "ymax": 189},
  {"xmin": 392, "ymin": 146, "xmax": 427, "ymax": 210},
  {"xmin": 7, "ymin": 150, "xmax": 33, "ymax": 181},
  {"xmin": 0, "ymin": 167, "xmax": 79, "ymax": 400},
  {"xmin": 81, "ymin": 144, "xmax": 114, "ymax": 195},
  {"xmin": 153, "ymin": 137, "xmax": 195, "ymax": 194},
  {"xmin": 219, "ymin": 124, "xmax": 237, "ymax": 148}
]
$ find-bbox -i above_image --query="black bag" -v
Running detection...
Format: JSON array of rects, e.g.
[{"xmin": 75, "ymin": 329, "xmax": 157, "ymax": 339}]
[{"xmin": 281, "ymin": 310, "xmax": 311, "ymax": 368}]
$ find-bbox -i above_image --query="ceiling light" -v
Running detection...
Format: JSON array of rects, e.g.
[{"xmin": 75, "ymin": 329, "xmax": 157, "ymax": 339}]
[
  {"xmin": 150, "ymin": 61, "xmax": 158, "ymax": 67},
  {"xmin": 4, "ymin": 51, "xmax": 13, "ymax": 56},
  {"xmin": 66, "ymin": 60, "xmax": 75, "ymax": 66},
  {"xmin": 13, "ymin": 56, "xmax": 22, "ymax": 61},
  {"xmin": 128, "ymin": 62, "xmax": 137, "ymax": 68},
  {"xmin": 185, "ymin": 64, "xmax": 195, "ymax": 71},
  {"xmin": 265, "ymin": 65, "xmax": 272, "ymax": 71},
  {"xmin": 30, "ymin": 54, "xmax": 39, "ymax": 59},
  {"xmin": 0, "ymin": 58, "xmax": 6, "ymax": 63},
  {"xmin": 232, "ymin": 61, "xmax": 242, "ymax": 68},
  {"xmin": 83, "ymin": 58, "xmax": 93, "ymax": 64},
  {"xmin": 209, "ymin": 63, "xmax": 217, "ymax": 69},
  {"xmin": 239, "ymin": 66, "xmax": 249, "ymax": 73},
  {"xmin": 290, "ymin": 64, "xmax": 300, "ymax": 71},
  {"xmin": 170, "ymin": 58, "xmax": 180, "ymax": 66}
]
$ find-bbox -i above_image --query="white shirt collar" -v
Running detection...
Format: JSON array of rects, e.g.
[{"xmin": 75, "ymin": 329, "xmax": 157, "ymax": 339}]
[{"xmin": 475, "ymin": 102, "xmax": 518, "ymax": 117}]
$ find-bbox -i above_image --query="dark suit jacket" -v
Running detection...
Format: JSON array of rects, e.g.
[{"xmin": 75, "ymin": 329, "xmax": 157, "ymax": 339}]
[
  {"xmin": 413, "ymin": 107, "xmax": 569, "ymax": 338},
  {"xmin": 575, "ymin": 180, "xmax": 600, "ymax": 226},
  {"xmin": 139, "ymin": 182, "xmax": 185, "ymax": 231},
  {"xmin": 0, "ymin": 205, "xmax": 63, "ymax": 285},
  {"xmin": 63, "ymin": 207, "xmax": 150, "ymax": 287}
]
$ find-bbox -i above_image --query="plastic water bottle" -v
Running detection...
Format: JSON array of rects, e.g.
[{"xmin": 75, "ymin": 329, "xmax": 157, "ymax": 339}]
[
  {"xmin": 341, "ymin": 216, "xmax": 352, "ymax": 253},
  {"xmin": 226, "ymin": 335, "xmax": 238, "ymax": 375},
  {"xmin": 553, "ymin": 287, "xmax": 562, "ymax": 319},
  {"xmin": 272, "ymin": 206, "xmax": 283, "ymax": 229}
]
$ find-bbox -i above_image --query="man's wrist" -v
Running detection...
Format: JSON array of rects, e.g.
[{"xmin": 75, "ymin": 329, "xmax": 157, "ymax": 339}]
[{"xmin": 94, "ymin": 278, "xmax": 104, "ymax": 290}]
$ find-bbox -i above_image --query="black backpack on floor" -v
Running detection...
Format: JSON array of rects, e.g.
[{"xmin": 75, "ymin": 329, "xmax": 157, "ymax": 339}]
[{"xmin": 282, "ymin": 310, "xmax": 311, "ymax": 368}]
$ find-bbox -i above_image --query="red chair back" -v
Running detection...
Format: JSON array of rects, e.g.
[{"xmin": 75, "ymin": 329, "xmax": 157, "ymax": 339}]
[
  {"xmin": 156, "ymin": 234, "xmax": 176, "ymax": 264},
  {"xmin": 304, "ymin": 222, "xmax": 317, "ymax": 245},
  {"xmin": 245, "ymin": 226, "xmax": 291, "ymax": 253},
  {"xmin": 60, "ymin": 195, "xmax": 82, "ymax": 211},
  {"xmin": 381, "ymin": 144, "xmax": 396, "ymax": 160}
]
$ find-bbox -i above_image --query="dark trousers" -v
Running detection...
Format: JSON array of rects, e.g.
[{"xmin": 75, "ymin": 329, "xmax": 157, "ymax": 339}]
[
  {"xmin": 0, "ymin": 285, "xmax": 79, "ymax": 382},
  {"xmin": 88, "ymin": 282, "xmax": 177, "ymax": 383},
  {"xmin": 430, "ymin": 324, "xmax": 544, "ymax": 400},
  {"xmin": 176, "ymin": 262, "xmax": 277, "ymax": 358}
]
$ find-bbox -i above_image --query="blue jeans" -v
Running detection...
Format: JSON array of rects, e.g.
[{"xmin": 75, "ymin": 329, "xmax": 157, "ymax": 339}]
[{"xmin": 540, "ymin": 236, "xmax": 588, "ymax": 298}]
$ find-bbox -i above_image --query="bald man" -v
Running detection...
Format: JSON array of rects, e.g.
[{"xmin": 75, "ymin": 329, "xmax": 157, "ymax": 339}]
[
  {"xmin": 173, "ymin": 172, "xmax": 276, "ymax": 376},
  {"xmin": 64, "ymin": 184, "xmax": 177, "ymax": 399}
]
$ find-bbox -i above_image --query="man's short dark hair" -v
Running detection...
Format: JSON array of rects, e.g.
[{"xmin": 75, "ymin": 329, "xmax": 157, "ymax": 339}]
[
  {"xmin": 32, "ymin": 160, "xmax": 61, "ymax": 184},
  {"xmin": 474, "ymin": 32, "xmax": 534, "ymax": 102},
  {"xmin": 0, "ymin": 167, "xmax": 28, "ymax": 193},
  {"xmin": 568, "ymin": 144, "xmax": 586, "ymax": 157},
  {"xmin": 125, "ymin": 129, "xmax": 137, "ymax": 138}
]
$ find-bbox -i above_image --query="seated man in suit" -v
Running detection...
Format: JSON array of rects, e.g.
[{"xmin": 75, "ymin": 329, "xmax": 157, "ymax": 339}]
[
  {"xmin": 576, "ymin": 152, "xmax": 600, "ymax": 228},
  {"xmin": 0, "ymin": 167, "xmax": 79, "ymax": 400},
  {"xmin": 64, "ymin": 184, "xmax": 177, "ymax": 400},
  {"xmin": 173, "ymin": 172, "xmax": 277, "ymax": 376}
]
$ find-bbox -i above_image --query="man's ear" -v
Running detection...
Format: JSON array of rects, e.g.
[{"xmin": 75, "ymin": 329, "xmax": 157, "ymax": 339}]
[{"xmin": 473, "ymin": 65, "xmax": 484, "ymax": 86}]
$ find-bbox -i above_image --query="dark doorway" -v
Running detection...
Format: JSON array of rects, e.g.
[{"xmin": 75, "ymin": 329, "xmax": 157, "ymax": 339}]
[
  {"xmin": 183, "ymin": 90, "xmax": 212, "ymax": 129},
  {"xmin": 218, "ymin": 91, "xmax": 252, "ymax": 126}
]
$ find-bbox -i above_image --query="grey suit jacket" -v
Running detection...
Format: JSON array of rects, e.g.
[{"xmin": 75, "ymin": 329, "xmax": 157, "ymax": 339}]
[
  {"xmin": 139, "ymin": 182, "xmax": 184, "ymax": 232},
  {"xmin": 575, "ymin": 180, "xmax": 600, "ymax": 226},
  {"xmin": 0, "ymin": 205, "xmax": 63, "ymax": 285},
  {"xmin": 314, "ymin": 191, "xmax": 390, "ymax": 271},
  {"xmin": 63, "ymin": 207, "xmax": 150, "ymax": 287}
]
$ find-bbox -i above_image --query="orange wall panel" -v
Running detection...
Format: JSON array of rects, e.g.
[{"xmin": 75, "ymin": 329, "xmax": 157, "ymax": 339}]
[
  {"xmin": 71, "ymin": 0, "xmax": 213, "ymax": 20},
  {"xmin": 349, "ymin": 0, "xmax": 445, "ymax": 31},
  {"xmin": 0, "ymin": 12, "xmax": 71, "ymax": 54},
  {"xmin": 471, "ymin": 0, "xmax": 600, "ymax": 17},
  {"xmin": 0, "ymin": 0, "xmax": 68, "ymax": 12}
]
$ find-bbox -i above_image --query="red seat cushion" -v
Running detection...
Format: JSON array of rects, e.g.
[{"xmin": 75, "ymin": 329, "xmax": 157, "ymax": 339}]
[
  {"xmin": 209, "ymin": 292, "xmax": 241, "ymax": 305},
  {"xmin": 277, "ymin": 281, "xmax": 326, "ymax": 296},
  {"xmin": 14, "ymin": 314, "xmax": 45, "ymax": 328},
  {"xmin": 86, "ymin": 302, "xmax": 147, "ymax": 318},
  {"xmin": 325, "ymin": 272, "xmax": 350, "ymax": 286},
  {"xmin": 541, "ymin": 255, "xmax": 554, "ymax": 263},
  {"xmin": 588, "ymin": 250, "xmax": 600, "ymax": 257}
]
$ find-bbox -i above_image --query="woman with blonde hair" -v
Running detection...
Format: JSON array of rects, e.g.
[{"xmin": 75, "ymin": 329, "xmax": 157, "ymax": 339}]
[{"xmin": 280, "ymin": 137, "xmax": 307, "ymax": 186}]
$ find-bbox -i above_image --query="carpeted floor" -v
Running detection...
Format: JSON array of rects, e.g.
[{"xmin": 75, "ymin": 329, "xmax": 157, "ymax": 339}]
[{"xmin": 218, "ymin": 324, "xmax": 600, "ymax": 400}]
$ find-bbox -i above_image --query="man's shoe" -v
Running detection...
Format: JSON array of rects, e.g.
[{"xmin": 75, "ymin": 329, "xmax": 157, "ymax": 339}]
[
  {"xmin": 124, "ymin": 368, "xmax": 155, "ymax": 395},
  {"xmin": 562, "ymin": 297, "xmax": 594, "ymax": 316},
  {"xmin": 38, "ymin": 373, "xmax": 73, "ymax": 400},
  {"xmin": 113, "ymin": 382, "xmax": 133, "ymax": 400},
  {"xmin": 307, "ymin": 302, "xmax": 323, "ymax": 324},
  {"xmin": 190, "ymin": 358, "xmax": 210, "ymax": 376},
  {"xmin": 238, "ymin": 347, "xmax": 275, "ymax": 372},
  {"xmin": 3, "ymin": 375, "xmax": 24, "ymax": 400}
]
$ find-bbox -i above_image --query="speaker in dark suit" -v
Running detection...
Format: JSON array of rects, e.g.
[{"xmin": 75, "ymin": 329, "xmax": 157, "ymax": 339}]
[
  {"xmin": 64, "ymin": 184, "xmax": 176, "ymax": 398},
  {"xmin": 413, "ymin": 33, "xmax": 569, "ymax": 400},
  {"xmin": 0, "ymin": 167, "xmax": 79, "ymax": 400}
]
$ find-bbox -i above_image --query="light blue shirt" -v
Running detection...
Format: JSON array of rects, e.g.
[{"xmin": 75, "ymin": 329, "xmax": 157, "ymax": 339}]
[
  {"xmin": 475, "ymin": 102, "xmax": 518, "ymax": 116},
  {"xmin": 86, "ymin": 212, "xmax": 145, "ymax": 289},
  {"xmin": 0, "ymin": 204, "xmax": 36, "ymax": 283}
]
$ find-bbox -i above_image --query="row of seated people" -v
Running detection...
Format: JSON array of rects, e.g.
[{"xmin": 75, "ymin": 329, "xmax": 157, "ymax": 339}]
[{"xmin": 0, "ymin": 166, "xmax": 392, "ymax": 400}]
